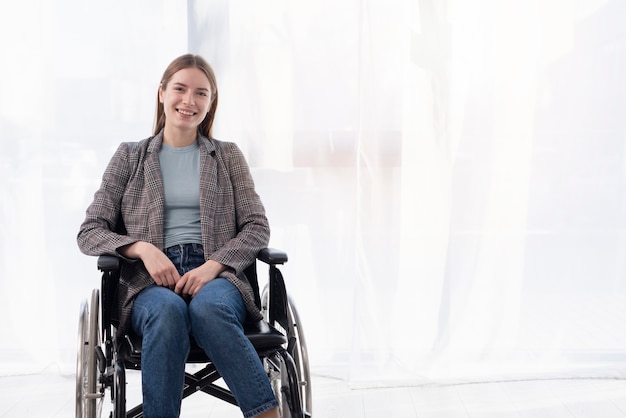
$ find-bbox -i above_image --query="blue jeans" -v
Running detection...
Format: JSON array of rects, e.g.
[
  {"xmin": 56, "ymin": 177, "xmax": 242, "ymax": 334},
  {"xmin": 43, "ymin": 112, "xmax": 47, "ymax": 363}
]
[{"xmin": 131, "ymin": 243, "xmax": 278, "ymax": 418}]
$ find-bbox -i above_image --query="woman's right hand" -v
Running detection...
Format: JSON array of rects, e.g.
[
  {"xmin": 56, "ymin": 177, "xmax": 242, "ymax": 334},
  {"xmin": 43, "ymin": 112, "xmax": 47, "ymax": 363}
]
[{"xmin": 119, "ymin": 241, "xmax": 180, "ymax": 289}]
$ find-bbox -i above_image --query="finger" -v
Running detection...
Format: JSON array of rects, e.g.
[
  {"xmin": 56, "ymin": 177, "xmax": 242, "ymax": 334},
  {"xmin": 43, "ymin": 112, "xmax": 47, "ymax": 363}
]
[
  {"xmin": 190, "ymin": 277, "xmax": 210, "ymax": 298},
  {"xmin": 184, "ymin": 276, "xmax": 195, "ymax": 296},
  {"xmin": 191, "ymin": 281, "xmax": 206, "ymax": 297},
  {"xmin": 168, "ymin": 271, "xmax": 179, "ymax": 288},
  {"xmin": 152, "ymin": 274, "xmax": 164, "ymax": 286},
  {"xmin": 165, "ymin": 265, "xmax": 181, "ymax": 287},
  {"xmin": 177, "ymin": 272, "xmax": 192, "ymax": 296},
  {"xmin": 174, "ymin": 275, "xmax": 188, "ymax": 294},
  {"xmin": 148, "ymin": 262, "xmax": 175, "ymax": 287},
  {"xmin": 155, "ymin": 272, "xmax": 169, "ymax": 288},
  {"xmin": 156, "ymin": 274, "xmax": 170, "ymax": 288}
]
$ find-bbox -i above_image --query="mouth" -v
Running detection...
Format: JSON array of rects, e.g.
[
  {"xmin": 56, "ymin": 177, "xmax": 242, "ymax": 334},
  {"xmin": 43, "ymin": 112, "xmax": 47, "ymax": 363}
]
[{"xmin": 177, "ymin": 108, "xmax": 197, "ymax": 117}]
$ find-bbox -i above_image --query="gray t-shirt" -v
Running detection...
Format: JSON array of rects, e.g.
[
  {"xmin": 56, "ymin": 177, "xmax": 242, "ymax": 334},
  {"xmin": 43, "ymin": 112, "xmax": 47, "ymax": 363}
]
[{"xmin": 159, "ymin": 141, "xmax": 202, "ymax": 249}]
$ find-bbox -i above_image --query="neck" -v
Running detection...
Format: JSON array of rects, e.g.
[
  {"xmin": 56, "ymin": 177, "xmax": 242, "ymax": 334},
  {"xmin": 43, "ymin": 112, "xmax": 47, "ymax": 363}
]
[{"xmin": 162, "ymin": 126, "xmax": 198, "ymax": 147}]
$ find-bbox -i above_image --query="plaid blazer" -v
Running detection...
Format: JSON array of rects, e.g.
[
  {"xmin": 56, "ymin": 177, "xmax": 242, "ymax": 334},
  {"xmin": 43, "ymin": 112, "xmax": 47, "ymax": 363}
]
[{"xmin": 77, "ymin": 131, "xmax": 269, "ymax": 336}]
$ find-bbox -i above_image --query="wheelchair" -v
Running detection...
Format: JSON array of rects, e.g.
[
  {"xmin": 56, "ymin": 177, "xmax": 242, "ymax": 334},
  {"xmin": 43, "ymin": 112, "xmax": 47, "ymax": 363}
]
[{"xmin": 75, "ymin": 248, "xmax": 311, "ymax": 418}]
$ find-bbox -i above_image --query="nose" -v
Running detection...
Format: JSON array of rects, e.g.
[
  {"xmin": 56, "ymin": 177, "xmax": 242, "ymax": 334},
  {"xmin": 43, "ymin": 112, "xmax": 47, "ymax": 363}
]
[{"xmin": 183, "ymin": 92, "xmax": 195, "ymax": 106}]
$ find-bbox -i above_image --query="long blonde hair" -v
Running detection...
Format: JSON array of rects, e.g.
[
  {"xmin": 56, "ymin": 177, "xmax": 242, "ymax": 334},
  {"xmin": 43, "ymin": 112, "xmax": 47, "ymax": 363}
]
[{"xmin": 153, "ymin": 54, "xmax": 219, "ymax": 138}]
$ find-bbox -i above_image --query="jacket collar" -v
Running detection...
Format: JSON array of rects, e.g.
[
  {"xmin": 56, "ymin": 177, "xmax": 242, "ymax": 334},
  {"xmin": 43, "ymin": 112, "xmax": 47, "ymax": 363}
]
[{"xmin": 148, "ymin": 129, "xmax": 216, "ymax": 154}]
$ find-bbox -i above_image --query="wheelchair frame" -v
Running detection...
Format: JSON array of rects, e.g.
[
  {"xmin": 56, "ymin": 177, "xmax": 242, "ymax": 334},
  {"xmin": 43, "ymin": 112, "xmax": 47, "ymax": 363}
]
[{"xmin": 76, "ymin": 248, "xmax": 311, "ymax": 418}]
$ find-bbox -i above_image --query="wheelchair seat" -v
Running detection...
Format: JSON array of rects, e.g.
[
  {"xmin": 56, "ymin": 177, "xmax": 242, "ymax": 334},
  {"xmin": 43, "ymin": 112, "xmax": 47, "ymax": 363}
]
[{"xmin": 122, "ymin": 320, "xmax": 288, "ymax": 364}]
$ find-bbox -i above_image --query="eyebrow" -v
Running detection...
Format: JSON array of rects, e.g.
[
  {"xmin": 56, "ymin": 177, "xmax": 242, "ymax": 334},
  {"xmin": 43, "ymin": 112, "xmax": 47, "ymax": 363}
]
[{"xmin": 172, "ymin": 82, "xmax": 210, "ymax": 92}]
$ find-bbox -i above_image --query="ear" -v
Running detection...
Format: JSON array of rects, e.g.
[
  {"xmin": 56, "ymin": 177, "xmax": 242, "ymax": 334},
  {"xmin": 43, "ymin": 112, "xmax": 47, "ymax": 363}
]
[{"xmin": 158, "ymin": 83, "xmax": 164, "ymax": 103}]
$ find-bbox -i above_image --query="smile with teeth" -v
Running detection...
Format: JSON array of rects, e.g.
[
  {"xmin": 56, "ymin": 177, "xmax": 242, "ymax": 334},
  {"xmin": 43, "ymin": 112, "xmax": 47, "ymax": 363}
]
[{"xmin": 177, "ymin": 108, "xmax": 196, "ymax": 116}]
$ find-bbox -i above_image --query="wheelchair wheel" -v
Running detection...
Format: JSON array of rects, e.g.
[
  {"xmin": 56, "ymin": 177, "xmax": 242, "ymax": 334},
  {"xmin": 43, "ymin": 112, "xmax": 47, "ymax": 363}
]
[
  {"xmin": 112, "ymin": 359, "xmax": 126, "ymax": 418},
  {"xmin": 265, "ymin": 349, "xmax": 303, "ymax": 418},
  {"xmin": 286, "ymin": 296, "xmax": 312, "ymax": 416},
  {"xmin": 261, "ymin": 286, "xmax": 312, "ymax": 417},
  {"xmin": 76, "ymin": 289, "xmax": 103, "ymax": 418}
]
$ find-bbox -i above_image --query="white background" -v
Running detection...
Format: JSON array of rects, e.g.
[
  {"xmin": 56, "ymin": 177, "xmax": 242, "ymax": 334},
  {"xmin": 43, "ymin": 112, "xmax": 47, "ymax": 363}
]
[{"xmin": 1, "ymin": 0, "xmax": 626, "ymax": 387}]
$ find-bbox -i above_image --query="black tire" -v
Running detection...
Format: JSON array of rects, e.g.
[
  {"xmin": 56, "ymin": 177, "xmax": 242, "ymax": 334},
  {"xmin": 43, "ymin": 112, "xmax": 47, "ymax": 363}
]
[
  {"xmin": 287, "ymin": 297, "xmax": 312, "ymax": 417},
  {"xmin": 76, "ymin": 289, "xmax": 102, "ymax": 417},
  {"xmin": 75, "ymin": 299, "xmax": 88, "ymax": 417},
  {"xmin": 261, "ymin": 286, "xmax": 312, "ymax": 417},
  {"xmin": 113, "ymin": 359, "xmax": 126, "ymax": 418}
]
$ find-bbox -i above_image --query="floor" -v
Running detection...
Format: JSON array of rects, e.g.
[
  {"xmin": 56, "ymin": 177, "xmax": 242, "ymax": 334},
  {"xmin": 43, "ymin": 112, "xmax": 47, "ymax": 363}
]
[{"xmin": 2, "ymin": 372, "xmax": 626, "ymax": 417}]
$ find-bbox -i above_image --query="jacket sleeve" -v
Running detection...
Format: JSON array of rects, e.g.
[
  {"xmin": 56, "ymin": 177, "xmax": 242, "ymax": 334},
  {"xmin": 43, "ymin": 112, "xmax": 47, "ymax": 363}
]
[
  {"xmin": 208, "ymin": 142, "xmax": 270, "ymax": 274},
  {"xmin": 77, "ymin": 143, "xmax": 139, "ymax": 257}
]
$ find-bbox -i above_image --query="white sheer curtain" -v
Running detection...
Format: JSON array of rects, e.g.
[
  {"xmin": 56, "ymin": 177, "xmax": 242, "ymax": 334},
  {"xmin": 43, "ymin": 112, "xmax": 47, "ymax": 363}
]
[
  {"xmin": 0, "ymin": 0, "xmax": 188, "ymax": 374},
  {"xmin": 1, "ymin": 0, "xmax": 626, "ymax": 387}
]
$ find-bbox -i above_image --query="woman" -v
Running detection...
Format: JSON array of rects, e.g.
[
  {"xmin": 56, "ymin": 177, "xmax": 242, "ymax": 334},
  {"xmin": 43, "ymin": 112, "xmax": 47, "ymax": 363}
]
[{"xmin": 77, "ymin": 54, "xmax": 279, "ymax": 418}]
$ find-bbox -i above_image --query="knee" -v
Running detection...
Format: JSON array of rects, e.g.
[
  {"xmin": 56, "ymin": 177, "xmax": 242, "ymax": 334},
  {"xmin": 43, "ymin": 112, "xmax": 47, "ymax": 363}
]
[
  {"xmin": 188, "ymin": 294, "xmax": 226, "ymax": 325},
  {"xmin": 133, "ymin": 289, "xmax": 190, "ymax": 337},
  {"xmin": 188, "ymin": 282, "xmax": 245, "ymax": 328},
  {"xmin": 153, "ymin": 299, "xmax": 189, "ymax": 332}
]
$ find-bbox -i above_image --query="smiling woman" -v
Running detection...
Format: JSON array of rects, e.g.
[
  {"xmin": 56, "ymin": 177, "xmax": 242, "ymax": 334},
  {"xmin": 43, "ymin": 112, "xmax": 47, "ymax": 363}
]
[
  {"xmin": 158, "ymin": 73, "xmax": 212, "ymax": 146},
  {"xmin": 77, "ymin": 54, "xmax": 280, "ymax": 418},
  {"xmin": 154, "ymin": 54, "xmax": 219, "ymax": 148}
]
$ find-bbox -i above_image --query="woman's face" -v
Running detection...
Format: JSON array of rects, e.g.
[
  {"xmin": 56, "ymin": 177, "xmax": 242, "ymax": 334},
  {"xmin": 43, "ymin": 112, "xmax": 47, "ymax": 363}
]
[{"xmin": 159, "ymin": 67, "xmax": 212, "ymax": 135}]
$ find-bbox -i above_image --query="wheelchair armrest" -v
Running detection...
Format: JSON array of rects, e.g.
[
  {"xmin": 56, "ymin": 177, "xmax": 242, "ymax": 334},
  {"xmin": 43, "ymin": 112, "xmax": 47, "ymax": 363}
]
[
  {"xmin": 96, "ymin": 248, "xmax": 286, "ymax": 271},
  {"xmin": 257, "ymin": 248, "xmax": 288, "ymax": 265},
  {"xmin": 98, "ymin": 255, "xmax": 121, "ymax": 272}
]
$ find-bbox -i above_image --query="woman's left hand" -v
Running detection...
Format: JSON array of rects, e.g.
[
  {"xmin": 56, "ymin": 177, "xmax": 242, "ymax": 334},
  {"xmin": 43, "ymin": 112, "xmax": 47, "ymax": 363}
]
[{"xmin": 175, "ymin": 259, "xmax": 226, "ymax": 297}]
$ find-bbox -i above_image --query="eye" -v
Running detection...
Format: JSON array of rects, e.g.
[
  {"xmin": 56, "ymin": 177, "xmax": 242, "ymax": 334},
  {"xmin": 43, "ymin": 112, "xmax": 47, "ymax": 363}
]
[{"xmin": 173, "ymin": 86, "xmax": 185, "ymax": 92}]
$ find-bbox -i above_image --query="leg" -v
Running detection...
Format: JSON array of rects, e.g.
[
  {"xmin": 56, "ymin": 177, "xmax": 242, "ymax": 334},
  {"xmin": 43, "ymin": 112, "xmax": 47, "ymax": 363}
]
[
  {"xmin": 132, "ymin": 285, "xmax": 190, "ymax": 418},
  {"xmin": 189, "ymin": 278, "xmax": 278, "ymax": 418},
  {"xmin": 255, "ymin": 408, "xmax": 280, "ymax": 418}
]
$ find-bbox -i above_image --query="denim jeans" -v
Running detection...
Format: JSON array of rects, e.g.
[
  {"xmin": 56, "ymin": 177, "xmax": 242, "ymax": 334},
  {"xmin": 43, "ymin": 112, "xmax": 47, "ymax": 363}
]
[{"xmin": 131, "ymin": 243, "xmax": 278, "ymax": 418}]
